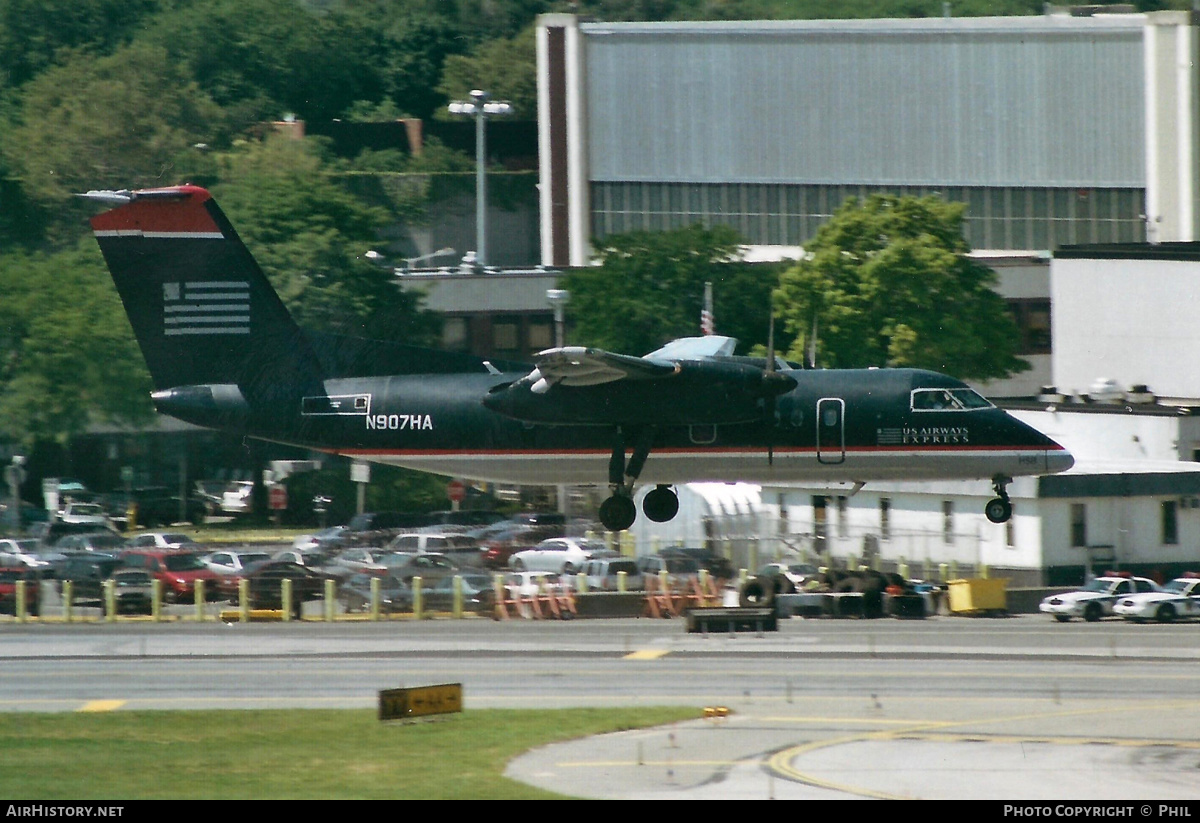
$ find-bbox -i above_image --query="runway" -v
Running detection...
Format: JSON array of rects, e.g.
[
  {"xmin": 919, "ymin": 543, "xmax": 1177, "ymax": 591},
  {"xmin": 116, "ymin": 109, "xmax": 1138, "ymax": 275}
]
[{"xmin": 1, "ymin": 614, "xmax": 1199, "ymax": 799}]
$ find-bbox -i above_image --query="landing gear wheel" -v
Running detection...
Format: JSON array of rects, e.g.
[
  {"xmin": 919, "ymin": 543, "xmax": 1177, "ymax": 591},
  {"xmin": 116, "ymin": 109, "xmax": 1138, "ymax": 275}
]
[
  {"xmin": 985, "ymin": 496, "xmax": 1013, "ymax": 524},
  {"xmin": 642, "ymin": 485, "xmax": 679, "ymax": 523},
  {"xmin": 599, "ymin": 495, "xmax": 637, "ymax": 531}
]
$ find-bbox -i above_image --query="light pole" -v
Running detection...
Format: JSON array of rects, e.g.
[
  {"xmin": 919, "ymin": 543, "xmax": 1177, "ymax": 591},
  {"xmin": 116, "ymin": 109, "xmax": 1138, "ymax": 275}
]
[
  {"xmin": 448, "ymin": 90, "xmax": 513, "ymax": 270},
  {"xmin": 546, "ymin": 289, "xmax": 570, "ymax": 348}
]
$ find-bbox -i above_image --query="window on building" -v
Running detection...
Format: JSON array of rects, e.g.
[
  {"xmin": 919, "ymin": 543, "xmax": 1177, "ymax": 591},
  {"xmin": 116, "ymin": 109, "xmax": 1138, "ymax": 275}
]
[
  {"xmin": 527, "ymin": 321, "xmax": 553, "ymax": 352},
  {"xmin": 1162, "ymin": 500, "xmax": 1179, "ymax": 545},
  {"xmin": 441, "ymin": 317, "xmax": 469, "ymax": 351},
  {"xmin": 942, "ymin": 500, "xmax": 954, "ymax": 544},
  {"xmin": 1070, "ymin": 503, "xmax": 1087, "ymax": 547},
  {"xmin": 879, "ymin": 498, "xmax": 891, "ymax": 541},
  {"xmin": 1008, "ymin": 299, "xmax": 1052, "ymax": 355},
  {"xmin": 493, "ymin": 322, "xmax": 519, "ymax": 353}
]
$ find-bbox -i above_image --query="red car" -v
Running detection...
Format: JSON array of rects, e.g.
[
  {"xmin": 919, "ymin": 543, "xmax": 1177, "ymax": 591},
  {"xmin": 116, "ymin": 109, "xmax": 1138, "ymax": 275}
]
[
  {"xmin": 0, "ymin": 568, "xmax": 40, "ymax": 616},
  {"xmin": 120, "ymin": 549, "xmax": 221, "ymax": 603}
]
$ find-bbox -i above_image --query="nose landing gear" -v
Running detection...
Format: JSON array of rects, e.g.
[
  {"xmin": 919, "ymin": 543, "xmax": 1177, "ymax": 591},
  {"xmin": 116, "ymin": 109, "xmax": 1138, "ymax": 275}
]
[{"xmin": 985, "ymin": 475, "xmax": 1013, "ymax": 524}]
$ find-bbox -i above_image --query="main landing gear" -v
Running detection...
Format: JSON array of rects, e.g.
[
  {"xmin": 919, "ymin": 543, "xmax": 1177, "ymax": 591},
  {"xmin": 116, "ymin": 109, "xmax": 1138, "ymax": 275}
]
[
  {"xmin": 598, "ymin": 426, "xmax": 679, "ymax": 531},
  {"xmin": 985, "ymin": 474, "xmax": 1013, "ymax": 524}
]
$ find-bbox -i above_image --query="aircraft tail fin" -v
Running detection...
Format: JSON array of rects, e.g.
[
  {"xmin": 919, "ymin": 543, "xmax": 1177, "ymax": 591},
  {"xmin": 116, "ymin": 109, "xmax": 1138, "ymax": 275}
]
[{"xmin": 87, "ymin": 186, "xmax": 324, "ymax": 400}]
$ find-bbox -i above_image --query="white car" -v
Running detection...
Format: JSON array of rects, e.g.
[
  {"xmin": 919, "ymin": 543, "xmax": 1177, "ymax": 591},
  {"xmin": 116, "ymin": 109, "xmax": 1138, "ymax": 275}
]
[
  {"xmin": 1039, "ymin": 575, "xmax": 1161, "ymax": 622},
  {"xmin": 201, "ymin": 549, "xmax": 273, "ymax": 576},
  {"xmin": 509, "ymin": 537, "xmax": 613, "ymax": 575},
  {"xmin": 1113, "ymin": 576, "xmax": 1200, "ymax": 623},
  {"xmin": 0, "ymin": 538, "xmax": 51, "ymax": 569},
  {"xmin": 125, "ymin": 532, "xmax": 199, "ymax": 550},
  {"xmin": 58, "ymin": 503, "xmax": 111, "ymax": 526}
]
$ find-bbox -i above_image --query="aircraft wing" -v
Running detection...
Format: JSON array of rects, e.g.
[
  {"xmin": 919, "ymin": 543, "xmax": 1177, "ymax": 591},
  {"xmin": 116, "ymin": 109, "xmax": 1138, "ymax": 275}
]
[
  {"xmin": 527, "ymin": 346, "xmax": 678, "ymax": 393},
  {"xmin": 486, "ymin": 335, "xmax": 795, "ymax": 426}
]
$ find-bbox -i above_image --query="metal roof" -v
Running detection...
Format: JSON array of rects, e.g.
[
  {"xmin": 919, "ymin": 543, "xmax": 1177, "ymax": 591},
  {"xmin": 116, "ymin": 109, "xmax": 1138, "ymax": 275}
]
[{"xmin": 583, "ymin": 15, "xmax": 1146, "ymax": 188}]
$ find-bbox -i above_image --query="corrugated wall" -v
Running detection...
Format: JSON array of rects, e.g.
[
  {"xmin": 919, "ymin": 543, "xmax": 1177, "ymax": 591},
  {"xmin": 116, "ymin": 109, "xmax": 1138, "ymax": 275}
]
[{"xmin": 584, "ymin": 17, "xmax": 1145, "ymax": 188}]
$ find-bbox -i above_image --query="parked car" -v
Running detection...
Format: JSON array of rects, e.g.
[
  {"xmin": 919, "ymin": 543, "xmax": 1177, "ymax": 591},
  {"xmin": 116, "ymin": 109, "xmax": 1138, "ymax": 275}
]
[
  {"xmin": 338, "ymin": 572, "xmax": 412, "ymax": 614},
  {"xmin": 423, "ymin": 573, "xmax": 498, "ymax": 613},
  {"xmin": 124, "ymin": 532, "xmax": 202, "ymax": 551},
  {"xmin": 217, "ymin": 560, "xmax": 333, "ymax": 616},
  {"xmin": 292, "ymin": 525, "xmax": 353, "ymax": 553},
  {"xmin": 327, "ymin": 547, "xmax": 395, "ymax": 576},
  {"xmin": 38, "ymin": 520, "xmax": 122, "ymax": 549},
  {"xmin": 509, "ymin": 537, "xmax": 613, "ymax": 575},
  {"xmin": 377, "ymin": 552, "xmax": 462, "ymax": 585},
  {"xmin": 1039, "ymin": 574, "xmax": 1162, "ymax": 622},
  {"xmin": 54, "ymin": 531, "xmax": 128, "ymax": 554},
  {"xmin": 386, "ymin": 532, "xmax": 483, "ymax": 566},
  {"xmin": 201, "ymin": 549, "xmax": 273, "ymax": 576},
  {"xmin": 220, "ymin": 481, "xmax": 255, "ymax": 514},
  {"xmin": 636, "ymin": 554, "xmax": 702, "ymax": 584},
  {"xmin": 479, "ymin": 525, "xmax": 563, "ymax": 570},
  {"xmin": 662, "ymin": 546, "xmax": 737, "ymax": 580},
  {"xmin": 120, "ymin": 549, "xmax": 221, "ymax": 603},
  {"xmin": 0, "ymin": 538, "xmax": 53, "ymax": 570},
  {"xmin": 1113, "ymin": 575, "xmax": 1200, "ymax": 623},
  {"xmin": 344, "ymin": 511, "xmax": 439, "ymax": 546},
  {"xmin": 109, "ymin": 569, "xmax": 154, "ymax": 614},
  {"xmin": 579, "ymin": 557, "xmax": 644, "ymax": 592},
  {"xmin": 0, "ymin": 567, "xmax": 41, "ymax": 615},
  {"xmin": 56, "ymin": 553, "xmax": 124, "ymax": 603},
  {"xmin": 58, "ymin": 503, "xmax": 111, "ymax": 527}
]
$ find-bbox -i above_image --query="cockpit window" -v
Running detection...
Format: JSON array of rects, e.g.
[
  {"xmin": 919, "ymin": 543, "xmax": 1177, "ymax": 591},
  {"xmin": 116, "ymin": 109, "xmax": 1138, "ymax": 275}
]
[{"xmin": 911, "ymin": 388, "xmax": 993, "ymax": 412}]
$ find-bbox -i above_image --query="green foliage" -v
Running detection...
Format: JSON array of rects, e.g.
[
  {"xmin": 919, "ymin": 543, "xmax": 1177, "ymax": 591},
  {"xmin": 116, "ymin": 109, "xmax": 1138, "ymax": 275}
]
[
  {"xmin": 281, "ymin": 463, "xmax": 449, "ymax": 525},
  {"xmin": 562, "ymin": 224, "xmax": 778, "ymax": 355},
  {"xmin": 0, "ymin": 241, "xmax": 153, "ymax": 446},
  {"xmin": 0, "ymin": 707, "xmax": 700, "ymax": 799},
  {"xmin": 437, "ymin": 27, "xmax": 539, "ymax": 119},
  {"xmin": 212, "ymin": 136, "xmax": 440, "ymax": 344},
  {"xmin": 0, "ymin": 0, "xmax": 161, "ymax": 89},
  {"xmin": 3, "ymin": 42, "xmax": 224, "ymax": 238},
  {"xmin": 775, "ymin": 194, "xmax": 1030, "ymax": 379}
]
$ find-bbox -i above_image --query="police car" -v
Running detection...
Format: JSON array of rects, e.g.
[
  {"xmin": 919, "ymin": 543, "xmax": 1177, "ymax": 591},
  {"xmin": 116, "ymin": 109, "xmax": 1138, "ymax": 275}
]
[
  {"xmin": 1039, "ymin": 573, "xmax": 1161, "ymax": 622},
  {"xmin": 1112, "ymin": 574, "xmax": 1200, "ymax": 623}
]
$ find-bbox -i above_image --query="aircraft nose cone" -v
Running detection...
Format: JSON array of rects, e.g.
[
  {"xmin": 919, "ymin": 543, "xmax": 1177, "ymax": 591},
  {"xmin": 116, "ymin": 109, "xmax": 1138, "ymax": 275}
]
[{"xmin": 1046, "ymin": 446, "xmax": 1074, "ymax": 474}]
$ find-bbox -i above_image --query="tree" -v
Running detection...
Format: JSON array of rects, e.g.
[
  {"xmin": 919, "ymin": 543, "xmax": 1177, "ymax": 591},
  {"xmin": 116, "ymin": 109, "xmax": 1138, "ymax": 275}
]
[
  {"xmin": 774, "ymin": 194, "xmax": 1030, "ymax": 379},
  {"xmin": 3, "ymin": 41, "xmax": 224, "ymax": 238},
  {"xmin": 211, "ymin": 136, "xmax": 440, "ymax": 345},
  {"xmin": 561, "ymin": 224, "xmax": 777, "ymax": 355},
  {"xmin": 0, "ymin": 241, "xmax": 154, "ymax": 447},
  {"xmin": 437, "ymin": 27, "xmax": 539, "ymax": 119}
]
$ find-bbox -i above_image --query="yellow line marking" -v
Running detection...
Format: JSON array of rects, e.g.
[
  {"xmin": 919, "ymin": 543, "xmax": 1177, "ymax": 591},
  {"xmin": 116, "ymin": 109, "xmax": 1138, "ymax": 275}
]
[
  {"xmin": 78, "ymin": 700, "xmax": 125, "ymax": 712},
  {"xmin": 624, "ymin": 649, "xmax": 671, "ymax": 660}
]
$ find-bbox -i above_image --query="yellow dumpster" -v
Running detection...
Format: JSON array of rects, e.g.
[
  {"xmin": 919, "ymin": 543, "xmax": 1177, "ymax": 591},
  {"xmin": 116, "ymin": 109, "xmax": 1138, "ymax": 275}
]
[{"xmin": 946, "ymin": 578, "xmax": 1008, "ymax": 614}]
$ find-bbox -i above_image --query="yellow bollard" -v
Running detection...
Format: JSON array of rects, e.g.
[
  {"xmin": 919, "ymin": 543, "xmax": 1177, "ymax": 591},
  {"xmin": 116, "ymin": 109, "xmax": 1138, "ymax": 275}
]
[
  {"xmin": 324, "ymin": 579, "xmax": 335, "ymax": 622},
  {"xmin": 576, "ymin": 571, "xmax": 588, "ymax": 594},
  {"xmin": 15, "ymin": 580, "xmax": 26, "ymax": 623},
  {"xmin": 412, "ymin": 576, "xmax": 423, "ymax": 619},
  {"xmin": 238, "ymin": 578, "xmax": 249, "ymax": 623},
  {"xmin": 63, "ymin": 580, "xmax": 74, "ymax": 623},
  {"xmin": 282, "ymin": 578, "xmax": 293, "ymax": 622},
  {"xmin": 451, "ymin": 574, "xmax": 463, "ymax": 618},
  {"xmin": 195, "ymin": 579, "xmax": 206, "ymax": 622},
  {"xmin": 370, "ymin": 575, "xmax": 380, "ymax": 621},
  {"xmin": 103, "ymin": 579, "xmax": 116, "ymax": 622},
  {"xmin": 616, "ymin": 569, "xmax": 626, "ymax": 593},
  {"xmin": 152, "ymin": 578, "xmax": 162, "ymax": 622}
]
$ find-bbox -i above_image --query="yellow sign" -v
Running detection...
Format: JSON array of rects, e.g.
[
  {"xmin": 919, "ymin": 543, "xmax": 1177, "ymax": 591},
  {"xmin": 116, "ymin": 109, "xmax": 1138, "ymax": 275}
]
[{"xmin": 379, "ymin": 683, "xmax": 463, "ymax": 721}]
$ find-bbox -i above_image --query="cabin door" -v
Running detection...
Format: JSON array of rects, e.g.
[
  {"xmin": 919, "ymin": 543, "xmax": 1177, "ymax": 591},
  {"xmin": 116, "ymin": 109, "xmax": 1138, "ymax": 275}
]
[{"xmin": 816, "ymin": 397, "xmax": 845, "ymax": 464}]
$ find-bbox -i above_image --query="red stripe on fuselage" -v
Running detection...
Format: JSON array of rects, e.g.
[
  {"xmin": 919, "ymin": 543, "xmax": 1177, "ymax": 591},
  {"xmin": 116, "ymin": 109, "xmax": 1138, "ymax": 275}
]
[{"xmin": 89, "ymin": 186, "xmax": 219, "ymax": 236}]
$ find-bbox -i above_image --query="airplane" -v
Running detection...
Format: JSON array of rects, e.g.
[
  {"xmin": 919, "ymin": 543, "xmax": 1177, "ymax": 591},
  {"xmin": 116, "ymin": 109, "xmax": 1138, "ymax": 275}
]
[{"xmin": 83, "ymin": 185, "xmax": 1074, "ymax": 532}]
